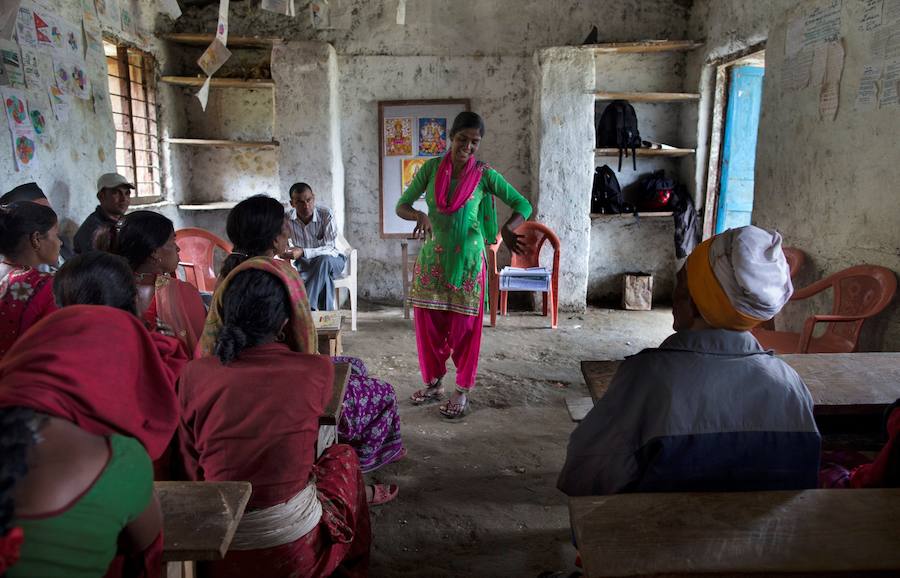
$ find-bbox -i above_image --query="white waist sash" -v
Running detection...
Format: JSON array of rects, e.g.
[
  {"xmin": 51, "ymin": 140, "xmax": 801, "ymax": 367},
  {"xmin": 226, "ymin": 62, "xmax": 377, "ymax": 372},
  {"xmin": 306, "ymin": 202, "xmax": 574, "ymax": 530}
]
[{"xmin": 229, "ymin": 481, "xmax": 322, "ymax": 550}]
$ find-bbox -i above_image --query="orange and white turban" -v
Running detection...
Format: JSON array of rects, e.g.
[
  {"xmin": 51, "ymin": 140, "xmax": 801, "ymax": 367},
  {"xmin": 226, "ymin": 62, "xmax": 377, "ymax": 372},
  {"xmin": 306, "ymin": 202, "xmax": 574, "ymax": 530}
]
[{"xmin": 685, "ymin": 226, "xmax": 793, "ymax": 330}]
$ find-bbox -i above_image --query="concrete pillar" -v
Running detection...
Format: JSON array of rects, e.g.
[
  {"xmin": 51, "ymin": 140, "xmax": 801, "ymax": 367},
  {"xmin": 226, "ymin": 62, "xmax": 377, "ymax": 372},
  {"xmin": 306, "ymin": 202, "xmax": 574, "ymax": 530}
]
[
  {"xmin": 272, "ymin": 41, "xmax": 345, "ymax": 232},
  {"xmin": 531, "ymin": 47, "xmax": 595, "ymax": 312}
]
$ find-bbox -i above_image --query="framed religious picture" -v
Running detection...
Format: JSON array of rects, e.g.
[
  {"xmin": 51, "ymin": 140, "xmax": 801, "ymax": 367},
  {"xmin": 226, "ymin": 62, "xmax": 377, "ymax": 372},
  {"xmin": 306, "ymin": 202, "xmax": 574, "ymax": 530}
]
[{"xmin": 378, "ymin": 98, "xmax": 470, "ymax": 239}]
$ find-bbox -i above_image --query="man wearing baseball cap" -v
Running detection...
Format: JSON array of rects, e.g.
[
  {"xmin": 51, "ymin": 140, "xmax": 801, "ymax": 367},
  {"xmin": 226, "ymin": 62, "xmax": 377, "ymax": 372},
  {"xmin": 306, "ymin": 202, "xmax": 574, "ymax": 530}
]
[
  {"xmin": 559, "ymin": 226, "xmax": 821, "ymax": 496},
  {"xmin": 73, "ymin": 173, "xmax": 134, "ymax": 254}
]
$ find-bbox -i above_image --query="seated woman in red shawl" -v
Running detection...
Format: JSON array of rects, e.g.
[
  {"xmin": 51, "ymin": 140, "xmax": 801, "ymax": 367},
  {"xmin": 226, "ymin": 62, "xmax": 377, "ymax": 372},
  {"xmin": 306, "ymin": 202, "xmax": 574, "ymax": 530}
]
[
  {"xmin": 179, "ymin": 257, "xmax": 391, "ymax": 578},
  {"xmin": 0, "ymin": 201, "xmax": 62, "ymax": 359},
  {"xmin": 108, "ymin": 211, "xmax": 207, "ymax": 356},
  {"xmin": 220, "ymin": 195, "xmax": 405, "ymax": 474},
  {"xmin": 820, "ymin": 399, "xmax": 900, "ymax": 488},
  {"xmin": 0, "ymin": 302, "xmax": 188, "ymax": 578}
]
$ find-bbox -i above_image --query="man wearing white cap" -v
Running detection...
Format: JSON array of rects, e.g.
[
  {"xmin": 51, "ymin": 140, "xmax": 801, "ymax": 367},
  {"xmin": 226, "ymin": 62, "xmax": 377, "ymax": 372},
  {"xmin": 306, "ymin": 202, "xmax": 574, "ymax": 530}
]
[
  {"xmin": 73, "ymin": 173, "xmax": 134, "ymax": 254},
  {"xmin": 559, "ymin": 226, "xmax": 821, "ymax": 496}
]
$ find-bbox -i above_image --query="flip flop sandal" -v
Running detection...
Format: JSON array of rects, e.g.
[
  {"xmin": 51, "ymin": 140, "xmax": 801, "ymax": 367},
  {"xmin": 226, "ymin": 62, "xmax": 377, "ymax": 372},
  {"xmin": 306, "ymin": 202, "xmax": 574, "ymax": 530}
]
[
  {"xmin": 368, "ymin": 483, "xmax": 399, "ymax": 506},
  {"xmin": 410, "ymin": 380, "xmax": 444, "ymax": 405},
  {"xmin": 439, "ymin": 397, "xmax": 469, "ymax": 419}
]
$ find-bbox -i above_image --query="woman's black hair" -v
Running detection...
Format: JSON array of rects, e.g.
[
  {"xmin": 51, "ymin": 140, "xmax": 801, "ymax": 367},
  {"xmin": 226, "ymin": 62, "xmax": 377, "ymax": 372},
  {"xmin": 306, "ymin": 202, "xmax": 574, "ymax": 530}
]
[
  {"xmin": 220, "ymin": 195, "xmax": 285, "ymax": 278},
  {"xmin": 0, "ymin": 201, "xmax": 57, "ymax": 257},
  {"xmin": 215, "ymin": 269, "xmax": 290, "ymax": 364},
  {"xmin": 449, "ymin": 111, "xmax": 485, "ymax": 138},
  {"xmin": 110, "ymin": 210, "xmax": 174, "ymax": 271},
  {"xmin": 0, "ymin": 407, "xmax": 41, "ymax": 553},
  {"xmin": 53, "ymin": 252, "xmax": 139, "ymax": 316}
]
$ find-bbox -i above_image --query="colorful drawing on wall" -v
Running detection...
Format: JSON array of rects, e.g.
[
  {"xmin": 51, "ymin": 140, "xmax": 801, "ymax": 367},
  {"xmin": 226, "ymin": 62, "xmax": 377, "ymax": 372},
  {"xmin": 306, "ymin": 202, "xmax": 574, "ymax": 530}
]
[
  {"xmin": 48, "ymin": 84, "xmax": 69, "ymax": 121},
  {"xmin": 94, "ymin": 0, "xmax": 121, "ymax": 31},
  {"xmin": 32, "ymin": 11, "xmax": 52, "ymax": 47},
  {"xmin": 0, "ymin": 40, "xmax": 25, "ymax": 88},
  {"xmin": 5, "ymin": 91, "xmax": 27, "ymax": 124},
  {"xmin": 417, "ymin": 117, "xmax": 447, "ymax": 156},
  {"xmin": 29, "ymin": 109, "xmax": 45, "ymax": 134},
  {"xmin": 15, "ymin": 6, "xmax": 37, "ymax": 47},
  {"xmin": 15, "ymin": 133, "xmax": 36, "ymax": 166},
  {"xmin": 3, "ymin": 88, "xmax": 38, "ymax": 171},
  {"xmin": 401, "ymin": 158, "xmax": 427, "ymax": 192},
  {"xmin": 68, "ymin": 60, "xmax": 90, "ymax": 100},
  {"xmin": 384, "ymin": 117, "xmax": 412, "ymax": 156},
  {"xmin": 51, "ymin": 58, "xmax": 69, "ymax": 94}
]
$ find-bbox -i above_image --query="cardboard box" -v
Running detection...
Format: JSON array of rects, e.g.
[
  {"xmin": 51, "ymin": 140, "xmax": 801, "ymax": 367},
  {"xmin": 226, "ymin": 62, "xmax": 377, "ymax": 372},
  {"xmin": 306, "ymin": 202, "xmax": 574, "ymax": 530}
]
[{"xmin": 622, "ymin": 273, "xmax": 653, "ymax": 310}]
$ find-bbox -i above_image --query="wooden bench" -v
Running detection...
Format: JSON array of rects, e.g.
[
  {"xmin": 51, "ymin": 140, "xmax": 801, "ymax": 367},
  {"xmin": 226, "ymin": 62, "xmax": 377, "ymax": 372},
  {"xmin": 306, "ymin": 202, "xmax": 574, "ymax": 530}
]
[
  {"xmin": 580, "ymin": 353, "xmax": 900, "ymax": 416},
  {"xmin": 314, "ymin": 312, "xmax": 344, "ymax": 356},
  {"xmin": 570, "ymin": 489, "xmax": 900, "ymax": 577},
  {"xmin": 317, "ymin": 361, "xmax": 351, "ymax": 458},
  {"xmin": 156, "ymin": 481, "xmax": 252, "ymax": 577}
]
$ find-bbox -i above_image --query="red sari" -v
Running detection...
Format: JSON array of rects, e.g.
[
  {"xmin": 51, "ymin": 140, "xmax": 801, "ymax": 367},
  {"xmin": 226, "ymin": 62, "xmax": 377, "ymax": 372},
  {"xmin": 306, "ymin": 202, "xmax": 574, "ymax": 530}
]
[
  {"xmin": 183, "ymin": 257, "xmax": 370, "ymax": 577},
  {"xmin": 142, "ymin": 275, "xmax": 207, "ymax": 358},
  {"xmin": 0, "ymin": 267, "xmax": 57, "ymax": 359},
  {"xmin": 0, "ymin": 305, "xmax": 188, "ymax": 578}
]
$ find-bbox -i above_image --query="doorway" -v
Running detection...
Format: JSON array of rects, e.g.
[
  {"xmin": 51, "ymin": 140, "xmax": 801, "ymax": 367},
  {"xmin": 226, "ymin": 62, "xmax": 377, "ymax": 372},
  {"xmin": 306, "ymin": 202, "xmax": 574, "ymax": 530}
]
[{"xmin": 703, "ymin": 49, "xmax": 766, "ymax": 237}]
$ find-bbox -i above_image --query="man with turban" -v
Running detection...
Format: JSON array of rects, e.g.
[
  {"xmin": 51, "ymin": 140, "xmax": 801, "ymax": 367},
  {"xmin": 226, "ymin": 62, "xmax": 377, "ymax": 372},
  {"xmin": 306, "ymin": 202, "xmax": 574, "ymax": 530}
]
[{"xmin": 558, "ymin": 226, "xmax": 821, "ymax": 496}]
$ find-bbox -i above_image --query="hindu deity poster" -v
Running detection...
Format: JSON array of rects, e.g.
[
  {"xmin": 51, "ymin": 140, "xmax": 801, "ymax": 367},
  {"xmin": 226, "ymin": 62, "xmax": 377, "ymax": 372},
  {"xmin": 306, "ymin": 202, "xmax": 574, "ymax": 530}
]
[
  {"xmin": 417, "ymin": 117, "xmax": 447, "ymax": 156},
  {"xmin": 401, "ymin": 158, "xmax": 427, "ymax": 191},
  {"xmin": 384, "ymin": 117, "xmax": 412, "ymax": 156}
]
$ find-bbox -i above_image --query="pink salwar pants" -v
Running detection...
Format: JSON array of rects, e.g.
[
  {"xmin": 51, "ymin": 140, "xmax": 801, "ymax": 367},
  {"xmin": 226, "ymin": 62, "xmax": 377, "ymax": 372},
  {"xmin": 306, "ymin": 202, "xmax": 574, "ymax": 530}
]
[{"xmin": 412, "ymin": 266, "xmax": 485, "ymax": 390}]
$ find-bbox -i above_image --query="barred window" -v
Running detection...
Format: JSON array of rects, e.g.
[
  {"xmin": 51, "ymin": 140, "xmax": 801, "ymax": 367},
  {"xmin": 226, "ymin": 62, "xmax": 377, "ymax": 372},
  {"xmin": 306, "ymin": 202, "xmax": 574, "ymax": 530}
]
[{"xmin": 104, "ymin": 41, "xmax": 161, "ymax": 202}]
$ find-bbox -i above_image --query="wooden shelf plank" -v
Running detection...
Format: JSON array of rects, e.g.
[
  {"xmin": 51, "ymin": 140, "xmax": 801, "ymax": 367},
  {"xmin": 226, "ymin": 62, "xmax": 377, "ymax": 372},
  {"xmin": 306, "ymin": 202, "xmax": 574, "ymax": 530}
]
[
  {"xmin": 595, "ymin": 147, "xmax": 695, "ymax": 158},
  {"xmin": 163, "ymin": 33, "xmax": 282, "ymax": 47},
  {"xmin": 586, "ymin": 40, "xmax": 704, "ymax": 53},
  {"xmin": 161, "ymin": 76, "xmax": 274, "ymax": 88},
  {"xmin": 166, "ymin": 138, "xmax": 279, "ymax": 148},
  {"xmin": 593, "ymin": 91, "xmax": 700, "ymax": 102},
  {"xmin": 591, "ymin": 212, "xmax": 673, "ymax": 219},
  {"xmin": 178, "ymin": 201, "xmax": 239, "ymax": 211}
]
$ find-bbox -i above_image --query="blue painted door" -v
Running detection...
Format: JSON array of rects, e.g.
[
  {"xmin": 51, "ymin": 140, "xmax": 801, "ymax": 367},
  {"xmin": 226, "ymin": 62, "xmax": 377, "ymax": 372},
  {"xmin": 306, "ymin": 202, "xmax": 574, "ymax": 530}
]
[{"xmin": 715, "ymin": 65, "xmax": 764, "ymax": 234}]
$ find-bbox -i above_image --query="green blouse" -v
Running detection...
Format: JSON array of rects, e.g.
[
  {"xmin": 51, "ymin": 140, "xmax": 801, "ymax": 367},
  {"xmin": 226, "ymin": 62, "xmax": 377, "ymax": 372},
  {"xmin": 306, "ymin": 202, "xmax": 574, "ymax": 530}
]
[
  {"xmin": 397, "ymin": 157, "xmax": 532, "ymax": 316},
  {"xmin": 11, "ymin": 434, "xmax": 153, "ymax": 578}
]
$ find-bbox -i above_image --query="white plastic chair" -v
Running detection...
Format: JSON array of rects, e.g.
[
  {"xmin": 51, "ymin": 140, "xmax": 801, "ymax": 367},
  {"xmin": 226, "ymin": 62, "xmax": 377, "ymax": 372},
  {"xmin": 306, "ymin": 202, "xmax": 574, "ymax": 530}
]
[{"xmin": 333, "ymin": 233, "xmax": 358, "ymax": 331}]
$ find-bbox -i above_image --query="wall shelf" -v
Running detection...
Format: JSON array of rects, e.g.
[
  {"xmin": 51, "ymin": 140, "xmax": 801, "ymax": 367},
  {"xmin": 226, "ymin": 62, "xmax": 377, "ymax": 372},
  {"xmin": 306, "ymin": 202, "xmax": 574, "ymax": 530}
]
[
  {"xmin": 595, "ymin": 147, "xmax": 695, "ymax": 158},
  {"xmin": 178, "ymin": 201, "xmax": 239, "ymax": 211},
  {"xmin": 161, "ymin": 76, "xmax": 274, "ymax": 88},
  {"xmin": 165, "ymin": 138, "xmax": 280, "ymax": 148},
  {"xmin": 586, "ymin": 40, "xmax": 704, "ymax": 53},
  {"xmin": 163, "ymin": 33, "xmax": 283, "ymax": 47},
  {"xmin": 593, "ymin": 91, "xmax": 700, "ymax": 102}
]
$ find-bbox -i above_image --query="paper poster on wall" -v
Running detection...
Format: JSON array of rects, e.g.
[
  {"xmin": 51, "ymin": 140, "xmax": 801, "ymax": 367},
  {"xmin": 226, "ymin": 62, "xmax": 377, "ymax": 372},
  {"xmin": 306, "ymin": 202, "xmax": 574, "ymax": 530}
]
[
  {"xmin": 384, "ymin": 117, "xmax": 412, "ymax": 156},
  {"xmin": 417, "ymin": 117, "xmax": 447, "ymax": 156},
  {"xmin": 82, "ymin": 19, "xmax": 102, "ymax": 57},
  {"xmin": 20, "ymin": 45, "xmax": 42, "ymax": 89},
  {"xmin": 81, "ymin": 0, "xmax": 97, "ymax": 26},
  {"xmin": 0, "ymin": 40, "xmax": 25, "ymax": 88},
  {"xmin": 32, "ymin": 9, "xmax": 54, "ymax": 48},
  {"xmin": 802, "ymin": 0, "xmax": 842, "ymax": 50},
  {"xmin": 120, "ymin": 0, "xmax": 136, "ymax": 36},
  {"xmin": 48, "ymin": 84, "xmax": 69, "ymax": 121},
  {"xmin": 61, "ymin": 21, "xmax": 82, "ymax": 58},
  {"xmin": 859, "ymin": 0, "xmax": 884, "ymax": 31},
  {"xmin": 29, "ymin": 106, "xmax": 46, "ymax": 137},
  {"xmin": 310, "ymin": 2, "xmax": 330, "ymax": 28},
  {"xmin": 3, "ymin": 88, "xmax": 38, "ymax": 171},
  {"xmin": 68, "ymin": 59, "xmax": 90, "ymax": 99},
  {"xmin": 196, "ymin": 76, "xmax": 211, "ymax": 111},
  {"xmin": 14, "ymin": 4, "xmax": 36, "ymax": 47},
  {"xmin": 160, "ymin": 0, "xmax": 182, "ymax": 20},
  {"xmin": 401, "ymin": 158, "xmax": 427, "ymax": 191},
  {"xmin": 215, "ymin": 0, "xmax": 229, "ymax": 44},
  {"xmin": 782, "ymin": 50, "xmax": 813, "ymax": 91},
  {"xmin": 94, "ymin": 0, "xmax": 121, "ymax": 31}
]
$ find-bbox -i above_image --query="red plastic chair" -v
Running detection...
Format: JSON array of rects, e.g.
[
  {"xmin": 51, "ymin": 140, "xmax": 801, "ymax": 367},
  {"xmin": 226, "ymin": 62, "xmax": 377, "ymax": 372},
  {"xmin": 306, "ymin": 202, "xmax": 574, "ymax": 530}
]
[
  {"xmin": 175, "ymin": 228, "xmax": 233, "ymax": 292},
  {"xmin": 753, "ymin": 265, "xmax": 897, "ymax": 353},
  {"xmin": 489, "ymin": 222, "xmax": 561, "ymax": 329}
]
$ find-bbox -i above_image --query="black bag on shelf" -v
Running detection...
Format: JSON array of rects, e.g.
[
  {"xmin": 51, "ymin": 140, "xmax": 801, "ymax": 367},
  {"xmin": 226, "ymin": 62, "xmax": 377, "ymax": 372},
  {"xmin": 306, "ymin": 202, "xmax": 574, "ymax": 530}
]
[
  {"xmin": 591, "ymin": 165, "xmax": 629, "ymax": 214},
  {"xmin": 672, "ymin": 184, "xmax": 700, "ymax": 258},
  {"xmin": 596, "ymin": 100, "xmax": 641, "ymax": 171}
]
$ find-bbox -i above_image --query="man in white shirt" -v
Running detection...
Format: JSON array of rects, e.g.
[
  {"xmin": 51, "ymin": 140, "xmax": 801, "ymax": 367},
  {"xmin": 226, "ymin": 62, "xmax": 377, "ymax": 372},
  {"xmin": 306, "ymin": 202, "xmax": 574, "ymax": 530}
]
[{"xmin": 282, "ymin": 182, "xmax": 346, "ymax": 310}]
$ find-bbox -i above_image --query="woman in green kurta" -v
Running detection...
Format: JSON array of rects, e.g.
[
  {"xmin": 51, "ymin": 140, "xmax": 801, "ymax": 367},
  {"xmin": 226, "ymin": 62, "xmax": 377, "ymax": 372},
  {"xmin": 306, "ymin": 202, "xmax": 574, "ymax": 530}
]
[{"xmin": 396, "ymin": 112, "xmax": 532, "ymax": 418}]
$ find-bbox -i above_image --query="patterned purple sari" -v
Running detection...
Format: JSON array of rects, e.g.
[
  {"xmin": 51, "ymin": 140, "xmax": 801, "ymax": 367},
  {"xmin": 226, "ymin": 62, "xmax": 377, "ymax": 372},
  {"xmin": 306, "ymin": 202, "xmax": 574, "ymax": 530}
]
[{"xmin": 333, "ymin": 356, "xmax": 405, "ymax": 473}]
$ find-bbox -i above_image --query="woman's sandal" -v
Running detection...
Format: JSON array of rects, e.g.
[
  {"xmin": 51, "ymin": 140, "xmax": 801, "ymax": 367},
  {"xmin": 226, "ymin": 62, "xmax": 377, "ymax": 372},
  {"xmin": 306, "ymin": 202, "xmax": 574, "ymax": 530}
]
[
  {"xmin": 410, "ymin": 378, "xmax": 444, "ymax": 405},
  {"xmin": 439, "ymin": 395, "xmax": 469, "ymax": 419},
  {"xmin": 367, "ymin": 483, "xmax": 399, "ymax": 506}
]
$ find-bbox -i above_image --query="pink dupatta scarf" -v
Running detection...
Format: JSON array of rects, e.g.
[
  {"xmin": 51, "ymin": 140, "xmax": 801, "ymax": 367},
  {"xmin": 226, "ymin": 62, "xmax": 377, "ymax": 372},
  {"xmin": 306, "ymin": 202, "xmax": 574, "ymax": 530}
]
[
  {"xmin": 434, "ymin": 154, "xmax": 485, "ymax": 214},
  {"xmin": 154, "ymin": 276, "xmax": 207, "ymax": 358}
]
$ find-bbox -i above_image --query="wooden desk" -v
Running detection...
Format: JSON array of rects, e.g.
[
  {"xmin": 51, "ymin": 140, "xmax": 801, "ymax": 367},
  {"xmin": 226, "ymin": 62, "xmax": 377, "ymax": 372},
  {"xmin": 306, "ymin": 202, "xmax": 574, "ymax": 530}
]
[
  {"xmin": 570, "ymin": 489, "xmax": 900, "ymax": 577},
  {"xmin": 317, "ymin": 362, "xmax": 351, "ymax": 458},
  {"xmin": 156, "ymin": 481, "xmax": 252, "ymax": 562},
  {"xmin": 581, "ymin": 353, "xmax": 900, "ymax": 415},
  {"xmin": 313, "ymin": 312, "xmax": 343, "ymax": 356}
]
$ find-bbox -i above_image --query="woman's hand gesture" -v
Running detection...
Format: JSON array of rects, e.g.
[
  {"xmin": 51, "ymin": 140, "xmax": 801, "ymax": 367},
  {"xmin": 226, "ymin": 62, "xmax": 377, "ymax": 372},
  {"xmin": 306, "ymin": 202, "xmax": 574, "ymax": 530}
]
[
  {"xmin": 501, "ymin": 224, "xmax": 525, "ymax": 255},
  {"xmin": 413, "ymin": 211, "xmax": 433, "ymax": 240}
]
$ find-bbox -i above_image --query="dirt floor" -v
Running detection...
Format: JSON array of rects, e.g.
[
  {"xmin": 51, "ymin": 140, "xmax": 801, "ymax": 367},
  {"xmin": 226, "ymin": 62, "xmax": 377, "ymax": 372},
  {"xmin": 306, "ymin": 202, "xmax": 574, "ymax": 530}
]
[{"xmin": 340, "ymin": 303, "xmax": 674, "ymax": 578}]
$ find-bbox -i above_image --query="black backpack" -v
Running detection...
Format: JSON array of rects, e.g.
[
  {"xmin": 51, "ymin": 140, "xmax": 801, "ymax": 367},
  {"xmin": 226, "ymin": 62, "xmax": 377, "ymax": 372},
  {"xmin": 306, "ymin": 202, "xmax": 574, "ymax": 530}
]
[
  {"xmin": 591, "ymin": 165, "xmax": 626, "ymax": 214},
  {"xmin": 637, "ymin": 170, "xmax": 675, "ymax": 212},
  {"xmin": 596, "ymin": 100, "xmax": 641, "ymax": 171}
]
